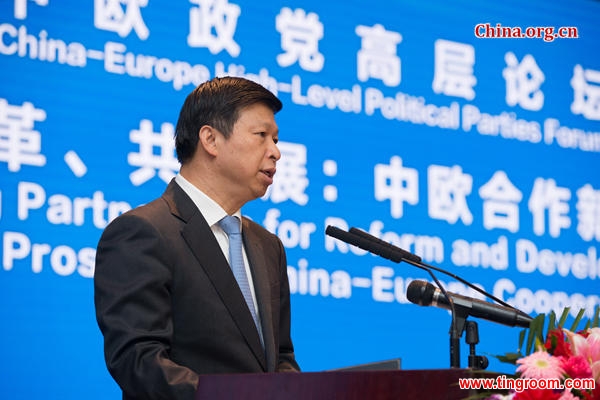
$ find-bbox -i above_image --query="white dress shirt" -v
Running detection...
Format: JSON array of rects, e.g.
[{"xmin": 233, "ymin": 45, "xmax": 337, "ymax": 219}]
[{"xmin": 174, "ymin": 173, "xmax": 262, "ymax": 329}]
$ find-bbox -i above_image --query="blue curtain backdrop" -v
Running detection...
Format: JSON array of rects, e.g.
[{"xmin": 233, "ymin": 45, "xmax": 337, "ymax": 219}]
[{"xmin": 1, "ymin": 0, "xmax": 599, "ymax": 398}]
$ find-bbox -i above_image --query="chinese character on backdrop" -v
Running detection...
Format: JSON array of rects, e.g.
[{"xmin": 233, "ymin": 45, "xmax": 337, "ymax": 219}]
[
  {"xmin": 128, "ymin": 119, "xmax": 179, "ymax": 186},
  {"xmin": 188, "ymin": 0, "xmax": 241, "ymax": 56},
  {"xmin": 356, "ymin": 24, "xmax": 402, "ymax": 87},
  {"xmin": 276, "ymin": 7, "xmax": 324, "ymax": 72},
  {"xmin": 503, "ymin": 52, "xmax": 545, "ymax": 111},
  {"xmin": 0, "ymin": 99, "xmax": 47, "ymax": 172},
  {"xmin": 94, "ymin": 0, "xmax": 150, "ymax": 40},
  {"xmin": 432, "ymin": 39, "xmax": 476, "ymax": 100}
]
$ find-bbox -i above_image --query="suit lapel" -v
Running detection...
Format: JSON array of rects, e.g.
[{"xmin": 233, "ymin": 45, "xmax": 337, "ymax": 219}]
[{"xmin": 165, "ymin": 181, "xmax": 267, "ymax": 370}]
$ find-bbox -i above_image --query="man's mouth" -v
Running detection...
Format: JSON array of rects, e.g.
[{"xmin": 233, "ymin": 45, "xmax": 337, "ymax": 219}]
[{"xmin": 261, "ymin": 168, "xmax": 276, "ymax": 178}]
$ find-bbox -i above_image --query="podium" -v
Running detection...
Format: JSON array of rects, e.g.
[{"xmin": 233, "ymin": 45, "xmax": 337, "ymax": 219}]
[{"xmin": 195, "ymin": 369, "xmax": 504, "ymax": 399}]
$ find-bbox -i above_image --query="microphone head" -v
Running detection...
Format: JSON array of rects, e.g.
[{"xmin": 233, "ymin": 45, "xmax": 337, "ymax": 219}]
[
  {"xmin": 406, "ymin": 280, "xmax": 437, "ymax": 306},
  {"xmin": 325, "ymin": 225, "xmax": 338, "ymax": 235}
]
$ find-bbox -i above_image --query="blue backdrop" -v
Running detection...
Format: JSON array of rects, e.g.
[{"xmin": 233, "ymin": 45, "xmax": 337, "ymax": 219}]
[{"xmin": 1, "ymin": 0, "xmax": 599, "ymax": 398}]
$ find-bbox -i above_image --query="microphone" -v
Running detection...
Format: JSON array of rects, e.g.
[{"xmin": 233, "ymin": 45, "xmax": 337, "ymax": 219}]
[
  {"xmin": 325, "ymin": 225, "xmax": 406, "ymax": 264},
  {"xmin": 346, "ymin": 226, "xmax": 530, "ymax": 318},
  {"xmin": 325, "ymin": 225, "xmax": 428, "ymax": 270},
  {"xmin": 407, "ymin": 280, "xmax": 533, "ymax": 328},
  {"xmin": 348, "ymin": 227, "xmax": 421, "ymax": 263}
]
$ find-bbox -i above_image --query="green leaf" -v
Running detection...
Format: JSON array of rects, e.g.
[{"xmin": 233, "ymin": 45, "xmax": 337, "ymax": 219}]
[
  {"xmin": 526, "ymin": 314, "xmax": 545, "ymax": 354},
  {"xmin": 517, "ymin": 329, "xmax": 526, "ymax": 353},
  {"xmin": 548, "ymin": 311, "xmax": 556, "ymax": 332},
  {"xmin": 569, "ymin": 308, "xmax": 586, "ymax": 332},
  {"xmin": 495, "ymin": 352, "xmax": 522, "ymax": 364},
  {"xmin": 557, "ymin": 307, "xmax": 571, "ymax": 328},
  {"xmin": 490, "ymin": 306, "xmax": 600, "ymax": 367}
]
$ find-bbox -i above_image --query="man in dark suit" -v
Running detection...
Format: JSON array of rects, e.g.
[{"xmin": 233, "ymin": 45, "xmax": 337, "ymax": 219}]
[{"xmin": 94, "ymin": 76, "xmax": 300, "ymax": 400}]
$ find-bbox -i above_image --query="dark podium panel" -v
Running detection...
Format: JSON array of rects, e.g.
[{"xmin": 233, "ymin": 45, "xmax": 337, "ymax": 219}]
[{"xmin": 196, "ymin": 369, "xmax": 503, "ymax": 400}]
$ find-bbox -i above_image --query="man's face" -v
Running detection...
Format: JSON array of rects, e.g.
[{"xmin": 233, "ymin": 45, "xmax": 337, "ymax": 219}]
[{"xmin": 215, "ymin": 102, "xmax": 281, "ymax": 205}]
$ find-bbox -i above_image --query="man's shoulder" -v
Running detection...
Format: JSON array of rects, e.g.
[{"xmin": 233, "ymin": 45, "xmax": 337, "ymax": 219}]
[
  {"xmin": 98, "ymin": 196, "xmax": 168, "ymax": 239},
  {"xmin": 115, "ymin": 195, "xmax": 169, "ymax": 221},
  {"xmin": 109, "ymin": 181, "xmax": 188, "ymax": 223},
  {"xmin": 242, "ymin": 216, "xmax": 280, "ymax": 243}
]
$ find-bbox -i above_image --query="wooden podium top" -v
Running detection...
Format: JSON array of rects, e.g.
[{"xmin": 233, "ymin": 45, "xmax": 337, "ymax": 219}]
[{"xmin": 196, "ymin": 368, "xmax": 503, "ymax": 400}]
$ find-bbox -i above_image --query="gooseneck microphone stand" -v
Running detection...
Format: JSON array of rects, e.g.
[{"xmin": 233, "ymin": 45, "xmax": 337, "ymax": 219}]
[
  {"xmin": 347, "ymin": 227, "xmax": 508, "ymax": 369},
  {"xmin": 325, "ymin": 225, "xmax": 531, "ymax": 369}
]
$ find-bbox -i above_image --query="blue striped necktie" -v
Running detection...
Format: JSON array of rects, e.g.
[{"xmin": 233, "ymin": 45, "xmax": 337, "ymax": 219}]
[{"xmin": 218, "ymin": 215, "xmax": 263, "ymax": 345}]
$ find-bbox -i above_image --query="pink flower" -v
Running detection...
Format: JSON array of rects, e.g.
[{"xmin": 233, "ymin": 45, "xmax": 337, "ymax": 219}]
[
  {"xmin": 564, "ymin": 327, "xmax": 600, "ymax": 383},
  {"xmin": 581, "ymin": 383, "xmax": 600, "ymax": 399},
  {"xmin": 586, "ymin": 328, "xmax": 600, "ymax": 383},
  {"xmin": 513, "ymin": 388, "xmax": 561, "ymax": 400},
  {"xmin": 592, "ymin": 361, "xmax": 600, "ymax": 385},
  {"xmin": 558, "ymin": 389, "xmax": 580, "ymax": 400},
  {"xmin": 561, "ymin": 354, "xmax": 593, "ymax": 379},
  {"xmin": 517, "ymin": 351, "xmax": 565, "ymax": 380},
  {"xmin": 488, "ymin": 394, "xmax": 515, "ymax": 400}
]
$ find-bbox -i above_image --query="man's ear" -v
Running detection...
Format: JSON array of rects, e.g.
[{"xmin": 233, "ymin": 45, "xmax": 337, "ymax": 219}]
[{"xmin": 198, "ymin": 125, "xmax": 218, "ymax": 156}]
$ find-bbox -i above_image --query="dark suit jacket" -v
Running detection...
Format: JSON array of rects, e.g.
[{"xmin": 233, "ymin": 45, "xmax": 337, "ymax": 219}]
[{"xmin": 94, "ymin": 180, "xmax": 299, "ymax": 400}]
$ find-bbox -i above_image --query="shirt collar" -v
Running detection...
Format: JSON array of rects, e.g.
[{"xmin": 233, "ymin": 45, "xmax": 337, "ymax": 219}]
[{"xmin": 174, "ymin": 173, "xmax": 242, "ymax": 228}]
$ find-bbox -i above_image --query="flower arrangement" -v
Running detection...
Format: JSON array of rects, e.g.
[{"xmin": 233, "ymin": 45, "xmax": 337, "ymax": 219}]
[{"xmin": 490, "ymin": 307, "xmax": 600, "ymax": 400}]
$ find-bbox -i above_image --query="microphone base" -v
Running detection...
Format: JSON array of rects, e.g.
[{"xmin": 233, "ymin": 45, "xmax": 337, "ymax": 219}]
[{"xmin": 468, "ymin": 355, "xmax": 489, "ymax": 370}]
